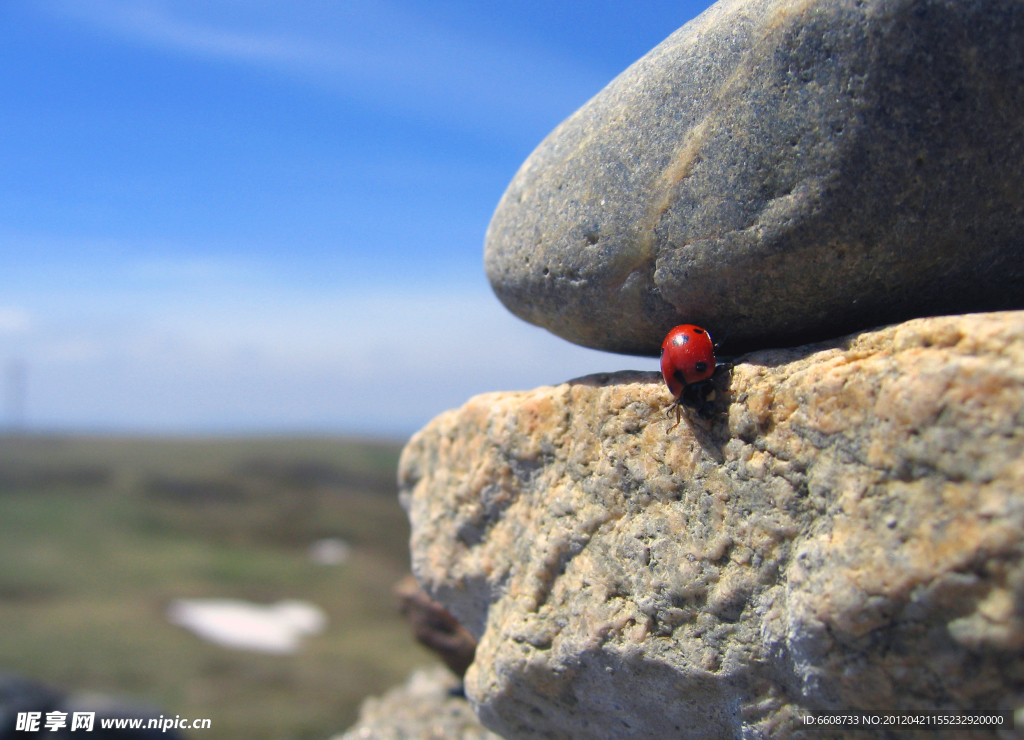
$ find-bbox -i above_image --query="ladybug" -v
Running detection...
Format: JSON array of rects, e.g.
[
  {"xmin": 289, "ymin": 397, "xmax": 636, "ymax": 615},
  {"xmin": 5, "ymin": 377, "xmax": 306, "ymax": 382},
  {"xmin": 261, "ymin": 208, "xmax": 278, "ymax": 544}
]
[{"xmin": 660, "ymin": 324, "xmax": 719, "ymax": 426}]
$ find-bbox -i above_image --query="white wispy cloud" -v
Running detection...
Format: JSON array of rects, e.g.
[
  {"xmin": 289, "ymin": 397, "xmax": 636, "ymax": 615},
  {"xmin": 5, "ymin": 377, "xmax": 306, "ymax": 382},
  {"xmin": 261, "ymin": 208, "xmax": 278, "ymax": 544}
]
[
  {"xmin": 33, "ymin": 0, "xmax": 607, "ymax": 138},
  {"xmin": 41, "ymin": 0, "xmax": 344, "ymax": 68}
]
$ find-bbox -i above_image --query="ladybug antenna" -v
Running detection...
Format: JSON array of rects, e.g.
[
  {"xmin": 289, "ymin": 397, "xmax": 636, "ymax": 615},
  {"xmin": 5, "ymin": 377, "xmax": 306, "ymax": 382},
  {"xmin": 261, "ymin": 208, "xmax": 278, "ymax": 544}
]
[{"xmin": 713, "ymin": 314, "xmax": 748, "ymax": 353}]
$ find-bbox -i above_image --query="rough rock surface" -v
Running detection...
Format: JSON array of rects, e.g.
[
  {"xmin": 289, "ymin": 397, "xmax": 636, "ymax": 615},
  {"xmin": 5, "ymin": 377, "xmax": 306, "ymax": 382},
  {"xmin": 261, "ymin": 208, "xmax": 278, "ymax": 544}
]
[
  {"xmin": 399, "ymin": 311, "xmax": 1024, "ymax": 739},
  {"xmin": 484, "ymin": 0, "xmax": 1024, "ymax": 356},
  {"xmin": 335, "ymin": 666, "xmax": 504, "ymax": 740}
]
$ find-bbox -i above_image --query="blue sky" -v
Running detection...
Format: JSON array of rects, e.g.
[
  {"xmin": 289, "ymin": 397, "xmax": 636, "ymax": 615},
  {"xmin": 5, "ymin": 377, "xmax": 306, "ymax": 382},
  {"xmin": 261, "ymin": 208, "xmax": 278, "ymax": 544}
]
[{"xmin": 0, "ymin": 0, "xmax": 713, "ymax": 437}]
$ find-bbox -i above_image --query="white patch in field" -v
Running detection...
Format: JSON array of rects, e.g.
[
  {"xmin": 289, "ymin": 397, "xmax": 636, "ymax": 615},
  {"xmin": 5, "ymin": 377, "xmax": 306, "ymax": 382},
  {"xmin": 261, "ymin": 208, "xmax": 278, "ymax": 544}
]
[
  {"xmin": 308, "ymin": 538, "xmax": 351, "ymax": 565},
  {"xmin": 167, "ymin": 598, "xmax": 327, "ymax": 654}
]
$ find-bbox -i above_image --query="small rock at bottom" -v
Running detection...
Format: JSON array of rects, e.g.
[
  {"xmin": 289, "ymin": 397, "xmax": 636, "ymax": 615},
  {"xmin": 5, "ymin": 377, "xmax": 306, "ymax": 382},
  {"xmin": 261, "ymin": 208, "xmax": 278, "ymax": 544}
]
[{"xmin": 335, "ymin": 666, "xmax": 504, "ymax": 740}]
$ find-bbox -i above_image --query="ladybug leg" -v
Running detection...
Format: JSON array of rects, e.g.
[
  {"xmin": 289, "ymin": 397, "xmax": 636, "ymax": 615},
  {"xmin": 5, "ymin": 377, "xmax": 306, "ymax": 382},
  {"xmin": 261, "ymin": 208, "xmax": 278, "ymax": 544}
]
[
  {"xmin": 667, "ymin": 376, "xmax": 724, "ymax": 429},
  {"xmin": 666, "ymin": 398, "xmax": 683, "ymax": 431}
]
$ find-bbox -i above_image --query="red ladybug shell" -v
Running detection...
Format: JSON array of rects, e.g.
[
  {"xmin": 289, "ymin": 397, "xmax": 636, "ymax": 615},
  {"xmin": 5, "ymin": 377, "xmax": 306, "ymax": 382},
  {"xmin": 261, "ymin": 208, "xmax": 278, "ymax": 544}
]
[{"xmin": 660, "ymin": 324, "xmax": 715, "ymax": 398}]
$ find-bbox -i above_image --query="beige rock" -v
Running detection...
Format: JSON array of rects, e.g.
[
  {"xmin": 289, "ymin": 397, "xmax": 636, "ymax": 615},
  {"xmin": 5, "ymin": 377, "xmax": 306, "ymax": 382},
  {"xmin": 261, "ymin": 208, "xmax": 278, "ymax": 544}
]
[{"xmin": 399, "ymin": 311, "xmax": 1024, "ymax": 739}]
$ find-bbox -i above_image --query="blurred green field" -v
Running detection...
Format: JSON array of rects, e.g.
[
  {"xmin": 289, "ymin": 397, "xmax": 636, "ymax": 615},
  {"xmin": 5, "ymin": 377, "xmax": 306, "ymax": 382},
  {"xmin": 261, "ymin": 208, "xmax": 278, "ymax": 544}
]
[{"xmin": 0, "ymin": 434, "xmax": 436, "ymax": 740}]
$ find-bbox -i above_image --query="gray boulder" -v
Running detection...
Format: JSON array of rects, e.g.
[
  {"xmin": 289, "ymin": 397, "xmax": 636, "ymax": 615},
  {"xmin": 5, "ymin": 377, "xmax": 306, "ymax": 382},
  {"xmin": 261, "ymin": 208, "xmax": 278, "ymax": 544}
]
[{"xmin": 485, "ymin": 0, "xmax": 1024, "ymax": 356}]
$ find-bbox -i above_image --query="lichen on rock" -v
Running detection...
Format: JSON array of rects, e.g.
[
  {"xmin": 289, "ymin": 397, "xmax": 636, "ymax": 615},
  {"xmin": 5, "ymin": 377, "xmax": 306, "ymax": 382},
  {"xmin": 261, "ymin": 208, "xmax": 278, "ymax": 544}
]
[{"xmin": 399, "ymin": 311, "xmax": 1024, "ymax": 739}]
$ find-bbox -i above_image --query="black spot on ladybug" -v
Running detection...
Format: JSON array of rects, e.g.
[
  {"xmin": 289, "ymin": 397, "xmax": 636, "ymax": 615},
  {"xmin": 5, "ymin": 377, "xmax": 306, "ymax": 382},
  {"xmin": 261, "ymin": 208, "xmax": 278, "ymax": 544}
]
[
  {"xmin": 673, "ymin": 369, "xmax": 686, "ymax": 385},
  {"xmin": 693, "ymin": 327, "xmax": 705, "ymax": 334},
  {"xmin": 673, "ymin": 334, "xmax": 690, "ymax": 346},
  {"xmin": 695, "ymin": 361, "xmax": 708, "ymax": 373}
]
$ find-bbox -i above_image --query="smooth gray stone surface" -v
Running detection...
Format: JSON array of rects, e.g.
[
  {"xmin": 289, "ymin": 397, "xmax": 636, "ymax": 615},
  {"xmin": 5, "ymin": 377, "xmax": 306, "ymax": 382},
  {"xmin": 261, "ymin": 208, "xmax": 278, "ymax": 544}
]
[{"xmin": 485, "ymin": 0, "xmax": 1024, "ymax": 356}]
